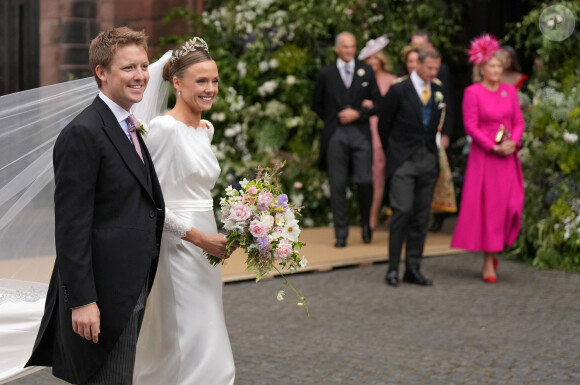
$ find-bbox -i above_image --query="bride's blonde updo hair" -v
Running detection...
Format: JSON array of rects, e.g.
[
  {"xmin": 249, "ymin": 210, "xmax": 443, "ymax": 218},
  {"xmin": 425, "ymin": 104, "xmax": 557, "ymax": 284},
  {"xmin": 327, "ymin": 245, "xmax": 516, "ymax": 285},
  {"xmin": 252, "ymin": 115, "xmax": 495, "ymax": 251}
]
[{"xmin": 162, "ymin": 37, "xmax": 213, "ymax": 82}]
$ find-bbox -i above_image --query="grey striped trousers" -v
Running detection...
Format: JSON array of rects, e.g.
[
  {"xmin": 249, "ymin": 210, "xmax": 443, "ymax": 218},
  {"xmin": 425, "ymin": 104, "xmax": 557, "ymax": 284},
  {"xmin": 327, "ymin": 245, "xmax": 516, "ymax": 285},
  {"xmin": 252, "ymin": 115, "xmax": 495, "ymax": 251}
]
[{"xmin": 82, "ymin": 283, "xmax": 148, "ymax": 385}]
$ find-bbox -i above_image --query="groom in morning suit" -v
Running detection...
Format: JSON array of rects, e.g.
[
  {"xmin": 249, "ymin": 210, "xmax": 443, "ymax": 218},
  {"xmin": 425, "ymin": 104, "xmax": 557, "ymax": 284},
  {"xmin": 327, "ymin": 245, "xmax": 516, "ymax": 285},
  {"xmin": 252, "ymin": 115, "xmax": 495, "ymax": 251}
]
[
  {"xmin": 312, "ymin": 31, "xmax": 382, "ymax": 247},
  {"xmin": 378, "ymin": 49, "xmax": 450, "ymax": 287},
  {"xmin": 26, "ymin": 27, "xmax": 165, "ymax": 384}
]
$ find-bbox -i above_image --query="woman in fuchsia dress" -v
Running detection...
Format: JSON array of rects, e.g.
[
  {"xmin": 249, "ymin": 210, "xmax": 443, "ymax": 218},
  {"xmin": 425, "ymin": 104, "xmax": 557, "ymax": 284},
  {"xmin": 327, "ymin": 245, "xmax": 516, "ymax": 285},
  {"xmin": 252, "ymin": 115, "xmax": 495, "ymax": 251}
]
[{"xmin": 451, "ymin": 35, "xmax": 525, "ymax": 283}]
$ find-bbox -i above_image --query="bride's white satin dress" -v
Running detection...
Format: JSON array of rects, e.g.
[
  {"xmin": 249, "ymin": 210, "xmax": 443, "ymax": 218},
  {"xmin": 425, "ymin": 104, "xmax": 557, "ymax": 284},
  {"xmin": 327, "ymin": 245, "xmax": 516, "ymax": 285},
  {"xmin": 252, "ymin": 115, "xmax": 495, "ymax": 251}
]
[{"xmin": 134, "ymin": 116, "xmax": 235, "ymax": 385}]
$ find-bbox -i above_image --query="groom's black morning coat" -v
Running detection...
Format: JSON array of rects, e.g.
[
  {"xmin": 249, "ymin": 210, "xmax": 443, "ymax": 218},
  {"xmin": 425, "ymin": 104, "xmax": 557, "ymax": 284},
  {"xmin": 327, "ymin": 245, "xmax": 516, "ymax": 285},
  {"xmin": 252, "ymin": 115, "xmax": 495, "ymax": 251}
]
[{"xmin": 26, "ymin": 96, "xmax": 165, "ymax": 384}]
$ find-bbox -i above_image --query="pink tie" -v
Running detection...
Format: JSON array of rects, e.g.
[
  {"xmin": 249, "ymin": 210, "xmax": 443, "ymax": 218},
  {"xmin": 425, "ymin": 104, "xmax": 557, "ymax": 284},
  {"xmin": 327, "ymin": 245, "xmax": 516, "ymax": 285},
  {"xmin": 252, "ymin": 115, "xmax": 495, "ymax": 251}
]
[{"xmin": 127, "ymin": 114, "xmax": 144, "ymax": 163}]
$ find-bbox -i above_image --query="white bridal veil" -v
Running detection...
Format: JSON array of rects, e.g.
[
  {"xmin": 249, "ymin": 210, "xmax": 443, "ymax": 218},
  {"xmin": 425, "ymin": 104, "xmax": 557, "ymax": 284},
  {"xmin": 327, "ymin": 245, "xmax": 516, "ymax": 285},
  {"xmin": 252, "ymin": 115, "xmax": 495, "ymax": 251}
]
[
  {"xmin": 0, "ymin": 50, "xmax": 171, "ymax": 283},
  {"xmin": 0, "ymin": 50, "xmax": 171, "ymax": 384}
]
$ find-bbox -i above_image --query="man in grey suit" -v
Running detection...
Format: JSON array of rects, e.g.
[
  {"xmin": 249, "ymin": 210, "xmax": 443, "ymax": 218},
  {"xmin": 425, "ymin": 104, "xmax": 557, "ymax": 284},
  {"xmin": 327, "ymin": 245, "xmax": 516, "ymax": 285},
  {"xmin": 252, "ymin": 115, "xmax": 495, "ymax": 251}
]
[
  {"xmin": 26, "ymin": 27, "xmax": 165, "ymax": 384},
  {"xmin": 312, "ymin": 32, "xmax": 382, "ymax": 247},
  {"xmin": 378, "ymin": 49, "xmax": 449, "ymax": 287}
]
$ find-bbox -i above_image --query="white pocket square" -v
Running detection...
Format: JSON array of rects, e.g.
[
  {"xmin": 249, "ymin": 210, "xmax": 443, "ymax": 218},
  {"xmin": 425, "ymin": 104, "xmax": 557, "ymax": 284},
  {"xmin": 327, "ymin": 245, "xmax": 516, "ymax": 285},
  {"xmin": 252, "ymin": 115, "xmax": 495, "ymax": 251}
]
[{"xmin": 361, "ymin": 82, "xmax": 369, "ymax": 87}]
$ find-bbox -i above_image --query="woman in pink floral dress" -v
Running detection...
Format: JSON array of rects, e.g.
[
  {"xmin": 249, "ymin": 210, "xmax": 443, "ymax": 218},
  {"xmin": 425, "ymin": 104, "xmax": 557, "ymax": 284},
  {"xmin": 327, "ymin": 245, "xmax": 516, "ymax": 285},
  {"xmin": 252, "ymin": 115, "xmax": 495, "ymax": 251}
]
[{"xmin": 451, "ymin": 35, "xmax": 525, "ymax": 283}]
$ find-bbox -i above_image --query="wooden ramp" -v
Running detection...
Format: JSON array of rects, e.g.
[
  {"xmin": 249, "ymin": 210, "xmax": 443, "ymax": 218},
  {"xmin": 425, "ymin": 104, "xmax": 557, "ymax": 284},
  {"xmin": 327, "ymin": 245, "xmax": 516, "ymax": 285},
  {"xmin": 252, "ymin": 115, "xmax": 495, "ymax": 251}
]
[
  {"xmin": 221, "ymin": 225, "xmax": 463, "ymax": 282},
  {"xmin": 0, "ymin": 225, "xmax": 463, "ymax": 284}
]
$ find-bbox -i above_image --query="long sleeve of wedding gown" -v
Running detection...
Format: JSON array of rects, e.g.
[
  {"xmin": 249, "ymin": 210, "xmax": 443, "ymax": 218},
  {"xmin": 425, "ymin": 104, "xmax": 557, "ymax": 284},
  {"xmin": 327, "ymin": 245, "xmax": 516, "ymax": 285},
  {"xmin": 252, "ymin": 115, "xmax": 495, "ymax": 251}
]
[
  {"xmin": 163, "ymin": 208, "xmax": 190, "ymax": 243},
  {"xmin": 145, "ymin": 119, "xmax": 191, "ymax": 243}
]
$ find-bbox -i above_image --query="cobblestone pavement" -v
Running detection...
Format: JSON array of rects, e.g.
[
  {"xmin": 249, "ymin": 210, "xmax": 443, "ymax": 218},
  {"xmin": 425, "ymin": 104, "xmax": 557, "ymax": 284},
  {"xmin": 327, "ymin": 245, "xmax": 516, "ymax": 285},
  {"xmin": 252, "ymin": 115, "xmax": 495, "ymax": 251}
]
[{"xmin": 10, "ymin": 252, "xmax": 580, "ymax": 385}]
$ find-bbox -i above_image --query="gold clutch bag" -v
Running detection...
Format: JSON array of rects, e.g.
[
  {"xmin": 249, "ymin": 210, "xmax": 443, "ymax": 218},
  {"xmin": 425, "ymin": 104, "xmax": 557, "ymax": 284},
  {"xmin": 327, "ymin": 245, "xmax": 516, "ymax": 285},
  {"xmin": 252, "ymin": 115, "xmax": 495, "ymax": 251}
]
[{"xmin": 495, "ymin": 124, "xmax": 506, "ymax": 143}]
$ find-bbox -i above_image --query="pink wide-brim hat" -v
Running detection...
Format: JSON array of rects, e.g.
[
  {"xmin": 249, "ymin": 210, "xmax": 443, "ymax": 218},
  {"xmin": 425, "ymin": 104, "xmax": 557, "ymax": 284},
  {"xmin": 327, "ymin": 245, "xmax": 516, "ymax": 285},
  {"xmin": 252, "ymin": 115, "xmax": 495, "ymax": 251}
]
[{"xmin": 358, "ymin": 35, "xmax": 390, "ymax": 61}]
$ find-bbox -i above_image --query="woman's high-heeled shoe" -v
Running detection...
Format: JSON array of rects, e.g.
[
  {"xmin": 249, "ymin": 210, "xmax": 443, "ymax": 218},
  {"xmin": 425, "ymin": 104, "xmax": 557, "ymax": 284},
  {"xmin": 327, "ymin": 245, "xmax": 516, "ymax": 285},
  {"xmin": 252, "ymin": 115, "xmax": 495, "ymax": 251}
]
[
  {"xmin": 483, "ymin": 275, "xmax": 497, "ymax": 283},
  {"xmin": 493, "ymin": 257, "xmax": 499, "ymax": 271}
]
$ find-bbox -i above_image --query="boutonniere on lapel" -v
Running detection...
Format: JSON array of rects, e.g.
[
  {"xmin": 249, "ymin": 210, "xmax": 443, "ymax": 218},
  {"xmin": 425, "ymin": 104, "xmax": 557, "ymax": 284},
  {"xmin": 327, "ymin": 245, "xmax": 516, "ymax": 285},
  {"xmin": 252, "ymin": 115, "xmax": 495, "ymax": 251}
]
[
  {"xmin": 139, "ymin": 120, "xmax": 148, "ymax": 137},
  {"xmin": 434, "ymin": 91, "xmax": 446, "ymax": 109},
  {"xmin": 357, "ymin": 68, "xmax": 365, "ymax": 77}
]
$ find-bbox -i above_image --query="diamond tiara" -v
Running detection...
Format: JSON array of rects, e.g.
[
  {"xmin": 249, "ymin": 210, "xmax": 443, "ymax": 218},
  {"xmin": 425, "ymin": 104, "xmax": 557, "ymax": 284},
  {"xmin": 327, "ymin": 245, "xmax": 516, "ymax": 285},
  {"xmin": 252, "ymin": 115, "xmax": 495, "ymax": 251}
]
[{"xmin": 169, "ymin": 37, "xmax": 210, "ymax": 65}]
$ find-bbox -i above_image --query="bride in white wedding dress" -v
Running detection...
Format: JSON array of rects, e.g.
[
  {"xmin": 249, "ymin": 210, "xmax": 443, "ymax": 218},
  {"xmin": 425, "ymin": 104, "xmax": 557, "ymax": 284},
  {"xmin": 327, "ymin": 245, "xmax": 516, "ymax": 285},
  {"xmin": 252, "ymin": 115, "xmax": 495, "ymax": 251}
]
[
  {"xmin": 133, "ymin": 38, "xmax": 235, "ymax": 385},
  {"xmin": 0, "ymin": 38, "xmax": 234, "ymax": 384}
]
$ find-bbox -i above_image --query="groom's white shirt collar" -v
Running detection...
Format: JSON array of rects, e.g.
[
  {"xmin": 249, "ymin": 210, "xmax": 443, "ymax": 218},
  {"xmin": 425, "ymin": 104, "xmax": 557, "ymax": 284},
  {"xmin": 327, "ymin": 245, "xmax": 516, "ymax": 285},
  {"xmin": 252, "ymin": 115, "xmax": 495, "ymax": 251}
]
[{"xmin": 98, "ymin": 92, "xmax": 132, "ymax": 142}]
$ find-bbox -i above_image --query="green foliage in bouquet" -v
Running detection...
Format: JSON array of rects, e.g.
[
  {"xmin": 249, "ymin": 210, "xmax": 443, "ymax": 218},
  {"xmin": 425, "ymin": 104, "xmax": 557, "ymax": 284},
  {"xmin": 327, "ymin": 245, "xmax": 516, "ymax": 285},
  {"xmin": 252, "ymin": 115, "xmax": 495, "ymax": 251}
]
[
  {"xmin": 505, "ymin": 2, "xmax": 580, "ymax": 271},
  {"xmin": 160, "ymin": 0, "xmax": 465, "ymax": 228}
]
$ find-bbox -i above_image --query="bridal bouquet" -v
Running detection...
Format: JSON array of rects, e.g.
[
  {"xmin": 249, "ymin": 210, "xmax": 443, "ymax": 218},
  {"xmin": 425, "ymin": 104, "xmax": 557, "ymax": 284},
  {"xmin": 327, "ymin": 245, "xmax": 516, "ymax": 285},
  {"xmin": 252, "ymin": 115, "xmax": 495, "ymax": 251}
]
[{"xmin": 207, "ymin": 162, "xmax": 308, "ymax": 315}]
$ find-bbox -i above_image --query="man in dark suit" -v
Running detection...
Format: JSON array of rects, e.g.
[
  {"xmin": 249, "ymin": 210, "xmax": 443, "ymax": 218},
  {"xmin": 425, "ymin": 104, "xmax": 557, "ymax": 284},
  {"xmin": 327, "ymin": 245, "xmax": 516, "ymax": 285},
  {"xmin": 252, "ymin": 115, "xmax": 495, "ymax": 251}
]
[
  {"xmin": 410, "ymin": 30, "xmax": 454, "ymax": 149},
  {"xmin": 410, "ymin": 29, "xmax": 456, "ymax": 232},
  {"xmin": 26, "ymin": 27, "xmax": 165, "ymax": 384},
  {"xmin": 312, "ymin": 32, "xmax": 382, "ymax": 247},
  {"xmin": 378, "ymin": 49, "xmax": 450, "ymax": 287}
]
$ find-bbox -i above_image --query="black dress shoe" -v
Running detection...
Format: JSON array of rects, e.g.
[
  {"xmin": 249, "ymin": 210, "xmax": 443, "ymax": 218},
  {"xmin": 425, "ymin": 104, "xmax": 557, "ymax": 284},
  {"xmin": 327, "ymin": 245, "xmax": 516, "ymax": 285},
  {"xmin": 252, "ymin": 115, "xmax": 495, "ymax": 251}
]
[
  {"xmin": 362, "ymin": 224, "xmax": 372, "ymax": 244},
  {"xmin": 385, "ymin": 270, "xmax": 399, "ymax": 287},
  {"xmin": 334, "ymin": 238, "xmax": 346, "ymax": 248},
  {"xmin": 403, "ymin": 268, "xmax": 433, "ymax": 286}
]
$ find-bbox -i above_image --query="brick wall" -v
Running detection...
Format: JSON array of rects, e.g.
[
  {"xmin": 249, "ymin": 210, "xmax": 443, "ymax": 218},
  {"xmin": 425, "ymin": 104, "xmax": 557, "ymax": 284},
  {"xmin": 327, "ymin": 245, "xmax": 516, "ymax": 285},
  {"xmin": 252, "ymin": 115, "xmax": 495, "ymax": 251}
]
[
  {"xmin": 39, "ymin": 0, "xmax": 64, "ymax": 86},
  {"xmin": 115, "ymin": 0, "xmax": 194, "ymax": 58},
  {"xmin": 38, "ymin": 0, "xmax": 199, "ymax": 86}
]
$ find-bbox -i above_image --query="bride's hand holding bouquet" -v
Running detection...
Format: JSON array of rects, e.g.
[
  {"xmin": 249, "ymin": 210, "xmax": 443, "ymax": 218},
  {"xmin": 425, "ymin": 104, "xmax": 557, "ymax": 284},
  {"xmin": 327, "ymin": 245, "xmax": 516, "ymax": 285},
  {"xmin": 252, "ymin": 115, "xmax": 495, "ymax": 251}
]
[{"xmin": 183, "ymin": 229, "xmax": 237, "ymax": 260}]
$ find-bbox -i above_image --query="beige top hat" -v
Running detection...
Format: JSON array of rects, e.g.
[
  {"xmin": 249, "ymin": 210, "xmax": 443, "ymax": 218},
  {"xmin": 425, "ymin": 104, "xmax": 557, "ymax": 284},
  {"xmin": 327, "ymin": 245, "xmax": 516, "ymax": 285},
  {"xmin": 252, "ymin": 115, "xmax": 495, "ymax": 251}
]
[{"xmin": 358, "ymin": 35, "xmax": 390, "ymax": 61}]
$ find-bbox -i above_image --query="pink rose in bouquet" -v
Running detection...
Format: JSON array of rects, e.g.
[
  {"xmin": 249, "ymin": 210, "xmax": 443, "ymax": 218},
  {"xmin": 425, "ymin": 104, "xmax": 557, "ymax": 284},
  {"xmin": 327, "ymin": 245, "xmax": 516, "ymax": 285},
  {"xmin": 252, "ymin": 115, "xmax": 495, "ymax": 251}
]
[
  {"xmin": 274, "ymin": 239, "xmax": 293, "ymax": 260},
  {"xmin": 256, "ymin": 191, "xmax": 274, "ymax": 211},
  {"xmin": 229, "ymin": 202, "xmax": 252, "ymax": 222},
  {"xmin": 249, "ymin": 219, "xmax": 269, "ymax": 238},
  {"xmin": 247, "ymin": 185, "xmax": 258, "ymax": 195}
]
